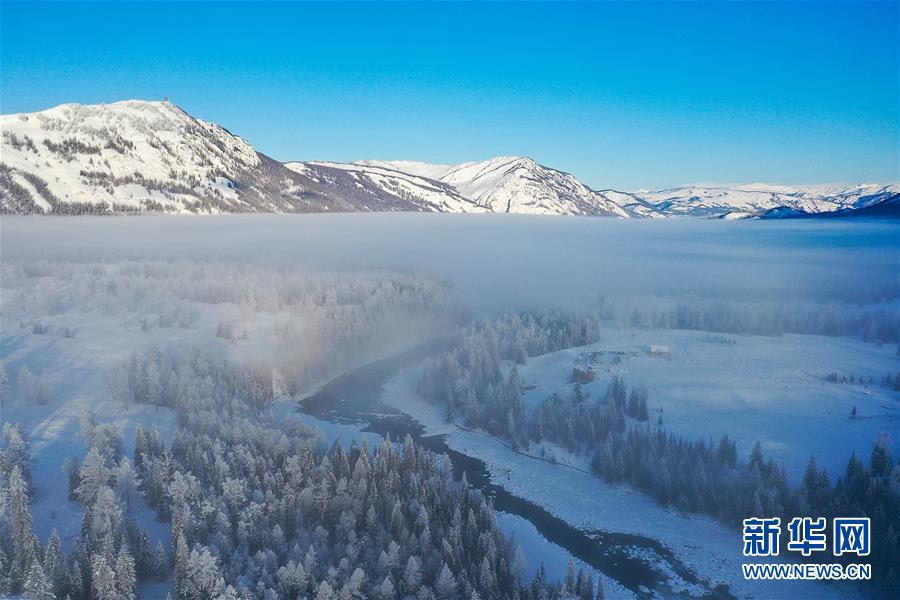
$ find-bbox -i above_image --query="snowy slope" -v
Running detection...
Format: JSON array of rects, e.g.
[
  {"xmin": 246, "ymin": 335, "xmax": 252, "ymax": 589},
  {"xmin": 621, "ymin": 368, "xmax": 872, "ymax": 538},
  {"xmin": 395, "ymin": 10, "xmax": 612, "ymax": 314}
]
[
  {"xmin": 2, "ymin": 100, "xmax": 896, "ymax": 217},
  {"xmin": 634, "ymin": 183, "xmax": 900, "ymax": 218},
  {"xmin": 438, "ymin": 156, "xmax": 632, "ymax": 217},
  {"xmin": 0, "ymin": 100, "xmax": 368, "ymax": 214},
  {"xmin": 595, "ymin": 189, "xmax": 667, "ymax": 219},
  {"xmin": 286, "ymin": 160, "xmax": 486, "ymax": 213},
  {"xmin": 296, "ymin": 156, "xmax": 636, "ymax": 216},
  {"xmin": 354, "ymin": 159, "xmax": 454, "ymax": 181}
]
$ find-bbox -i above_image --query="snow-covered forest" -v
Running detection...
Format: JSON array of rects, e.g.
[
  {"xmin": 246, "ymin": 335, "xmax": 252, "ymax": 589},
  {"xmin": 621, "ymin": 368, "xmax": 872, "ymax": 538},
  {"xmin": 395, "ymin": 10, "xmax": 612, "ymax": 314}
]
[
  {"xmin": 417, "ymin": 311, "xmax": 900, "ymax": 596},
  {"xmin": 1, "ymin": 343, "xmax": 596, "ymax": 599},
  {"xmin": 1, "ymin": 215, "xmax": 897, "ymax": 599}
]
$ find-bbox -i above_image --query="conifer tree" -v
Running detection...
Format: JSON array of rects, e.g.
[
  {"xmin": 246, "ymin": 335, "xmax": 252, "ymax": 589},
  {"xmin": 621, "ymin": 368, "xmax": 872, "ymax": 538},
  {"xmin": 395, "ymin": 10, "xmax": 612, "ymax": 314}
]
[
  {"xmin": 91, "ymin": 554, "xmax": 117, "ymax": 600},
  {"xmin": 114, "ymin": 546, "xmax": 136, "ymax": 600},
  {"xmin": 8, "ymin": 466, "xmax": 33, "ymax": 592},
  {"xmin": 43, "ymin": 529, "xmax": 64, "ymax": 595},
  {"xmin": 23, "ymin": 560, "xmax": 54, "ymax": 600}
]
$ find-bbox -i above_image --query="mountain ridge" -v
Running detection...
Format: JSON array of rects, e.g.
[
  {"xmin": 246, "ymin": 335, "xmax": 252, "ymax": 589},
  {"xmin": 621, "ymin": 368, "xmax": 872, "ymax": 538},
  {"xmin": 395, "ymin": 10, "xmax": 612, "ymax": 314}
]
[{"xmin": 1, "ymin": 100, "xmax": 896, "ymax": 218}]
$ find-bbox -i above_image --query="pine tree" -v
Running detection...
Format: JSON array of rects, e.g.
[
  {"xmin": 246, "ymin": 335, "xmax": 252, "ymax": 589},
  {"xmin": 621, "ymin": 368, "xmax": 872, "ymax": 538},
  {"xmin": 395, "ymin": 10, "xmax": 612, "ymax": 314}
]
[
  {"xmin": 434, "ymin": 563, "xmax": 457, "ymax": 600},
  {"xmin": 91, "ymin": 554, "xmax": 117, "ymax": 600},
  {"xmin": 1, "ymin": 423, "xmax": 32, "ymax": 482},
  {"xmin": 638, "ymin": 396, "xmax": 649, "ymax": 421},
  {"xmin": 87, "ymin": 486, "xmax": 123, "ymax": 545},
  {"xmin": 43, "ymin": 529, "xmax": 63, "ymax": 595},
  {"xmin": 174, "ymin": 534, "xmax": 189, "ymax": 596},
  {"xmin": 380, "ymin": 574, "xmax": 396, "ymax": 600},
  {"xmin": 65, "ymin": 561, "xmax": 83, "ymax": 600},
  {"xmin": 114, "ymin": 457, "xmax": 141, "ymax": 509},
  {"xmin": 0, "ymin": 548, "xmax": 9, "ymax": 595},
  {"xmin": 871, "ymin": 439, "xmax": 893, "ymax": 478},
  {"xmin": 577, "ymin": 569, "xmax": 593, "ymax": 600},
  {"xmin": 8, "ymin": 466, "xmax": 33, "ymax": 591},
  {"xmin": 564, "ymin": 559, "xmax": 576, "ymax": 595},
  {"xmin": 23, "ymin": 560, "xmax": 54, "ymax": 600},
  {"xmin": 114, "ymin": 546, "xmax": 136, "ymax": 600},
  {"xmin": 315, "ymin": 580, "xmax": 336, "ymax": 600},
  {"xmin": 184, "ymin": 546, "xmax": 223, "ymax": 599},
  {"xmin": 403, "ymin": 555, "xmax": 422, "ymax": 594},
  {"xmin": 75, "ymin": 447, "xmax": 108, "ymax": 504},
  {"xmin": 531, "ymin": 563, "xmax": 547, "ymax": 598},
  {"xmin": 133, "ymin": 426, "xmax": 148, "ymax": 471},
  {"xmin": 154, "ymin": 541, "xmax": 168, "ymax": 581}
]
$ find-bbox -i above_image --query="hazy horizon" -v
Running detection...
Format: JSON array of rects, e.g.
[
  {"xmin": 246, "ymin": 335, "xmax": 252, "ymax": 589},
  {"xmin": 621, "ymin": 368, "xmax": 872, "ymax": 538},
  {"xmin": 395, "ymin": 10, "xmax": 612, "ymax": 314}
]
[{"xmin": 4, "ymin": 213, "xmax": 896, "ymax": 312}]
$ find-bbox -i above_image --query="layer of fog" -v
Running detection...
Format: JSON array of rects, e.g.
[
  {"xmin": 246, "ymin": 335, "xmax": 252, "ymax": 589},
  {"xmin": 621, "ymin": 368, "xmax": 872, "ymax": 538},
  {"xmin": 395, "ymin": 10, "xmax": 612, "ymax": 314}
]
[{"xmin": 2, "ymin": 214, "xmax": 897, "ymax": 312}]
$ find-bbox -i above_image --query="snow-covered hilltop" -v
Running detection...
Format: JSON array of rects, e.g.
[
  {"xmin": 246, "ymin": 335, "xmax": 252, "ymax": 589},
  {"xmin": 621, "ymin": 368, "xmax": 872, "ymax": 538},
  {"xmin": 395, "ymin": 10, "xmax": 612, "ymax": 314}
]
[
  {"xmin": 0, "ymin": 100, "xmax": 373, "ymax": 214},
  {"xmin": 0, "ymin": 100, "xmax": 458, "ymax": 215},
  {"xmin": 308, "ymin": 156, "xmax": 636, "ymax": 217},
  {"xmin": 285, "ymin": 160, "xmax": 486, "ymax": 214},
  {"xmin": 1, "ymin": 100, "xmax": 896, "ymax": 217},
  {"xmin": 429, "ymin": 156, "xmax": 632, "ymax": 217},
  {"xmin": 637, "ymin": 183, "xmax": 899, "ymax": 219}
]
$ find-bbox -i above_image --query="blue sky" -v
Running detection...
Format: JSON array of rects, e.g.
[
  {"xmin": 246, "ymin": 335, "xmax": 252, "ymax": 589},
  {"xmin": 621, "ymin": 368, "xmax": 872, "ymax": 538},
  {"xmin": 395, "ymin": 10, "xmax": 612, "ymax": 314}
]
[{"xmin": 1, "ymin": 1, "xmax": 897, "ymax": 190}]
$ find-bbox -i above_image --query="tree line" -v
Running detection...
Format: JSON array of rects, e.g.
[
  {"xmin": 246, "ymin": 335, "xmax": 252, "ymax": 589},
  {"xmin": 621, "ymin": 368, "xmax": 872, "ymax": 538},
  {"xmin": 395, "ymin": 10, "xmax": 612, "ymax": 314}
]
[
  {"xmin": 0, "ymin": 345, "xmax": 607, "ymax": 599},
  {"xmin": 418, "ymin": 312, "xmax": 899, "ymax": 597}
]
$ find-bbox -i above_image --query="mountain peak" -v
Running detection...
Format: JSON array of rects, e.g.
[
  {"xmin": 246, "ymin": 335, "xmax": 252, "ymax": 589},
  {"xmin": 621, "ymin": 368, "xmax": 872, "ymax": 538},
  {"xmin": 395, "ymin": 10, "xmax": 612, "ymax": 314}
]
[
  {"xmin": 2, "ymin": 100, "xmax": 896, "ymax": 218},
  {"xmin": 0, "ymin": 99, "xmax": 352, "ymax": 214}
]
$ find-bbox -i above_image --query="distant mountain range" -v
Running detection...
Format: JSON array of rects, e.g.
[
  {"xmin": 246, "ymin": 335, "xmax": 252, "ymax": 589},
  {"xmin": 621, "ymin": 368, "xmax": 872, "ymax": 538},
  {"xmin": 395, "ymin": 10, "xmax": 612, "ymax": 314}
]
[{"xmin": 2, "ymin": 100, "xmax": 897, "ymax": 218}]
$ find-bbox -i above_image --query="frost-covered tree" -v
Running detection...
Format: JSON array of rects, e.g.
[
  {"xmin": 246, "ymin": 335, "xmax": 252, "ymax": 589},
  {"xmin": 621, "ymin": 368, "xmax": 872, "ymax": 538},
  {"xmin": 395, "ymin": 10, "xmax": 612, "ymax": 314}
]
[
  {"xmin": 183, "ymin": 547, "xmax": 224, "ymax": 599},
  {"xmin": 114, "ymin": 546, "xmax": 136, "ymax": 600},
  {"xmin": 7, "ymin": 466, "xmax": 34, "ymax": 591},
  {"xmin": 87, "ymin": 486, "xmax": 123, "ymax": 546},
  {"xmin": 23, "ymin": 560, "xmax": 54, "ymax": 600},
  {"xmin": 106, "ymin": 363, "xmax": 131, "ymax": 408},
  {"xmin": 403, "ymin": 555, "xmax": 421, "ymax": 594},
  {"xmin": 75, "ymin": 447, "xmax": 108, "ymax": 504},
  {"xmin": 1, "ymin": 422, "xmax": 32, "ymax": 484},
  {"xmin": 114, "ymin": 457, "xmax": 141, "ymax": 508},
  {"xmin": 43, "ymin": 529, "xmax": 64, "ymax": 595},
  {"xmin": 434, "ymin": 563, "xmax": 457, "ymax": 600},
  {"xmin": 379, "ymin": 575, "xmax": 395, "ymax": 600},
  {"xmin": 154, "ymin": 541, "xmax": 168, "ymax": 581},
  {"xmin": 91, "ymin": 554, "xmax": 117, "ymax": 600}
]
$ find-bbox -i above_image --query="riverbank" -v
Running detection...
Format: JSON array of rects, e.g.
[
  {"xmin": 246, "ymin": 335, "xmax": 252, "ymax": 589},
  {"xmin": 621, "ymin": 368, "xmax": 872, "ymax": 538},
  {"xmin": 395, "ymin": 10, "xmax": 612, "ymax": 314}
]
[{"xmin": 380, "ymin": 363, "xmax": 854, "ymax": 600}]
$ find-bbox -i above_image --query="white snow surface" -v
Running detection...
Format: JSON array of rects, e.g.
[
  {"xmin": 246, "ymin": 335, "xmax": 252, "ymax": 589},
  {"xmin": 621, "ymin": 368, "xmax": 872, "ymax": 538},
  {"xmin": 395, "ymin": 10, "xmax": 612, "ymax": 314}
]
[
  {"xmin": 0, "ymin": 100, "xmax": 263, "ymax": 212},
  {"xmin": 354, "ymin": 160, "xmax": 454, "ymax": 181},
  {"xmin": 509, "ymin": 327, "xmax": 899, "ymax": 481},
  {"xmin": 438, "ymin": 156, "xmax": 631, "ymax": 216},
  {"xmin": 294, "ymin": 156, "xmax": 632, "ymax": 216},
  {"xmin": 2, "ymin": 100, "xmax": 896, "ymax": 217},
  {"xmin": 287, "ymin": 160, "xmax": 486, "ymax": 214},
  {"xmin": 380, "ymin": 363, "xmax": 864, "ymax": 599},
  {"xmin": 637, "ymin": 183, "xmax": 899, "ymax": 218}
]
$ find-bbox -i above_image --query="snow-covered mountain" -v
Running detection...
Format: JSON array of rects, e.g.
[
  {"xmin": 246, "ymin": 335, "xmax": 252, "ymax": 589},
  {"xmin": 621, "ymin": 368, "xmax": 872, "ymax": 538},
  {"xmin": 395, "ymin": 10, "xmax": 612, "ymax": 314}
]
[
  {"xmin": 635, "ymin": 183, "xmax": 899, "ymax": 219},
  {"xmin": 0, "ymin": 100, "xmax": 369, "ymax": 214},
  {"xmin": 1, "ymin": 100, "xmax": 896, "ymax": 217},
  {"xmin": 285, "ymin": 160, "xmax": 485, "ymax": 214},
  {"xmin": 330, "ymin": 156, "xmax": 636, "ymax": 217},
  {"xmin": 0, "ymin": 100, "xmax": 462, "ymax": 215},
  {"xmin": 437, "ymin": 156, "xmax": 632, "ymax": 217},
  {"xmin": 354, "ymin": 160, "xmax": 454, "ymax": 181}
]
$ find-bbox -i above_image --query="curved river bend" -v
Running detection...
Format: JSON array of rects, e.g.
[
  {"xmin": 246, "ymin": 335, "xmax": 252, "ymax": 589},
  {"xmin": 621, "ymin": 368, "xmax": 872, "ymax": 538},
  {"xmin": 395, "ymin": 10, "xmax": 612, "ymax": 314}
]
[{"xmin": 299, "ymin": 339, "xmax": 733, "ymax": 599}]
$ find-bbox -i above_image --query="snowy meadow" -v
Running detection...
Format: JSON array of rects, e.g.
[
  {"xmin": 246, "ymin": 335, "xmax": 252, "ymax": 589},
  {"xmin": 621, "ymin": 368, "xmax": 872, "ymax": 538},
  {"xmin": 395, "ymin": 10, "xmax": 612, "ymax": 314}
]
[{"xmin": 1, "ymin": 214, "xmax": 898, "ymax": 599}]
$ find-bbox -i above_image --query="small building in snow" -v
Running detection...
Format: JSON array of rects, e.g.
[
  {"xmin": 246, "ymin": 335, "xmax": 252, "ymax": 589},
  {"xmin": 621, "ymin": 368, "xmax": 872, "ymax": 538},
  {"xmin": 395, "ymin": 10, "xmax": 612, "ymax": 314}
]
[
  {"xmin": 649, "ymin": 345, "xmax": 670, "ymax": 358},
  {"xmin": 572, "ymin": 367, "xmax": 595, "ymax": 383}
]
